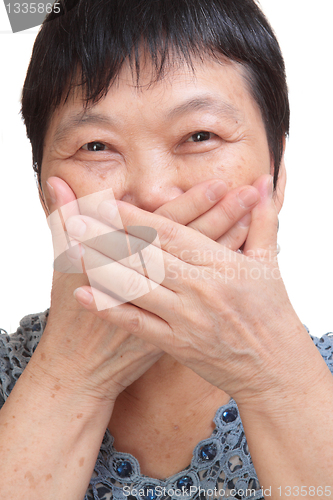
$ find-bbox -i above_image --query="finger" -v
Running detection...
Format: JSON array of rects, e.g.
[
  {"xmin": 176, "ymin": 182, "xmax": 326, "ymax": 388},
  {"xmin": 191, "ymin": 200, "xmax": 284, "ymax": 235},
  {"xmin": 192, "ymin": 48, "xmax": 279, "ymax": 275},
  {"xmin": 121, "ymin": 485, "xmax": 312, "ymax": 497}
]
[
  {"xmin": 72, "ymin": 286, "xmax": 165, "ymax": 375},
  {"xmin": 66, "ymin": 237, "xmax": 176, "ymax": 314},
  {"xmin": 65, "ymin": 214, "xmax": 155, "ymax": 272},
  {"xmin": 187, "ymin": 185, "xmax": 260, "ymax": 242},
  {"xmin": 47, "ymin": 177, "xmax": 124, "ymax": 274},
  {"xmin": 98, "ymin": 198, "xmax": 227, "ymax": 265},
  {"xmin": 46, "ymin": 177, "xmax": 83, "ymax": 274},
  {"xmin": 65, "ymin": 213, "xmax": 180, "ymax": 293},
  {"xmin": 242, "ymin": 174, "xmax": 279, "ymax": 262},
  {"xmin": 45, "ymin": 176, "xmax": 78, "ymax": 215},
  {"xmin": 154, "ymin": 179, "xmax": 227, "ymax": 223},
  {"xmin": 216, "ymin": 212, "xmax": 251, "ymax": 250},
  {"xmin": 73, "ymin": 285, "xmax": 172, "ymax": 345}
]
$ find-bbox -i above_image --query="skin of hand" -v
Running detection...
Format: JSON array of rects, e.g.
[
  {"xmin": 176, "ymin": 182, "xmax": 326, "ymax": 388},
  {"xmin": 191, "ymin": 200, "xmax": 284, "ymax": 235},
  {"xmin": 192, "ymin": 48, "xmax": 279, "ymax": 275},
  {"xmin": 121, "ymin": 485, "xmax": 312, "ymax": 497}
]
[
  {"xmin": 62, "ymin": 172, "xmax": 331, "ymax": 410},
  {"xmin": 38, "ymin": 56, "xmax": 286, "ymax": 406},
  {"xmin": 41, "ymin": 173, "xmax": 261, "ymax": 405}
]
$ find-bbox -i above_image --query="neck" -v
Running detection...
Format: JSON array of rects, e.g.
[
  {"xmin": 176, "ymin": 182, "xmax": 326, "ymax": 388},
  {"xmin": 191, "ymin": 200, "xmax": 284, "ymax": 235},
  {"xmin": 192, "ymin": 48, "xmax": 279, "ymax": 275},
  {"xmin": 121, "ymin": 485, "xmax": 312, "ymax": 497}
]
[{"xmin": 108, "ymin": 355, "xmax": 231, "ymax": 479}]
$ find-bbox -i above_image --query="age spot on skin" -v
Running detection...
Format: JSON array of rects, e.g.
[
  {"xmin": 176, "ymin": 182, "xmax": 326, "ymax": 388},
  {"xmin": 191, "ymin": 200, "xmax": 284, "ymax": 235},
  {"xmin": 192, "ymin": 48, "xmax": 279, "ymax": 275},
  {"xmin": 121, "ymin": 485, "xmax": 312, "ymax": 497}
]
[
  {"xmin": 45, "ymin": 474, "xmax": 52, "ymax": 481},
  {"xmin": 79, "ymin": 457, "xmax": 85, "ymax": 467},
  {"xmin": 77, "ymin": 413, "xmax": 83, "ymax": 419},
  {"xmin": 41, "ymin": 353, "xmax": 46, "ymax": 361},
  {"xmin": 24, "ymin": 471, "xmax": 36, "ymax": 489},
  {"xmin": 54, "ymin": 385, "xmax": 61, "ymax": 391}
]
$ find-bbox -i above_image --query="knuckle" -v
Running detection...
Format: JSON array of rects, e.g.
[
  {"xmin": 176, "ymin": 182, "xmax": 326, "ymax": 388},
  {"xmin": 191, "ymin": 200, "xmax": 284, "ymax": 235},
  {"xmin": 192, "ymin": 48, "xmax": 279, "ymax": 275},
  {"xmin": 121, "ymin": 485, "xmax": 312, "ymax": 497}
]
[
  {"xmin": 138, "ymin": 243, "xmax": 155, "ymax": 269},
  {"xmin": 217, "ymin": 200, "xmax": 237, "ymax": 224},
  {"xmin": 130, "ymin": 234, "xmax": 150, "ymax": 257},
  {"xmin": 121, "ymin": 270, "xmax": 146, "ymax": 301},
  {"xmin": 126, "ymin": 309, "xmax": 143, "ymax": 333},
  {"xmin": 154, "ymin": 207, "xmax": 178, "ymax": 222},
  {"xmin": 160, "ymin": 221, "xmax": 181, "ymax": 247},
  {"xmin": 189, "ymin": 191, "xmax": 208, "ymax": 213},
  {"xmin": 128, "ymin": 239, "xmax": 156, "ymax": 272}
]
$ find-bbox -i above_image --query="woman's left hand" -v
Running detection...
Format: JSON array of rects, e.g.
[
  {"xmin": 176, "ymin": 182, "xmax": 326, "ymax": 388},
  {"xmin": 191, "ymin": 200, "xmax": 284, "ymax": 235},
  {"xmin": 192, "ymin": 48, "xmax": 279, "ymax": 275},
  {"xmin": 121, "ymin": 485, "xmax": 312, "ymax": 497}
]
[{"xmin": 64, "ymin": 173, "xmax": 326, "ymax": 408}]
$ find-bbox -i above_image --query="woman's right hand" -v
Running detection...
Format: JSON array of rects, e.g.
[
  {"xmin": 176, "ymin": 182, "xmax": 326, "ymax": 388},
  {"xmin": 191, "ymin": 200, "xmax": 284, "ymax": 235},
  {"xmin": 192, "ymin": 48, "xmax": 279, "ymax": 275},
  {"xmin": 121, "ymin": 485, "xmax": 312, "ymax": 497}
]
[{"xmin": 34, "ymin": 179, "xmax": 163, "ymax": 407}]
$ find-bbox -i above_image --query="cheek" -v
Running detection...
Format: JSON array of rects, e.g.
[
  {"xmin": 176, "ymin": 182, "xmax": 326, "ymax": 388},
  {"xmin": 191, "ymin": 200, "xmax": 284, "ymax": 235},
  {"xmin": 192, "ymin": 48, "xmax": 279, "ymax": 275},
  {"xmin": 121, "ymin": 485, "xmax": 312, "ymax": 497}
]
[
  {"xmin": 224, "ymin": 159, "xmax": 268, "ymax": 190},
  {"xmin": 42, "ymin": 159, "xmax": 127, "ymax": 201},
  {"xmin": 191, "ymin": 144, "xmax": 270, "ymax": 191}
]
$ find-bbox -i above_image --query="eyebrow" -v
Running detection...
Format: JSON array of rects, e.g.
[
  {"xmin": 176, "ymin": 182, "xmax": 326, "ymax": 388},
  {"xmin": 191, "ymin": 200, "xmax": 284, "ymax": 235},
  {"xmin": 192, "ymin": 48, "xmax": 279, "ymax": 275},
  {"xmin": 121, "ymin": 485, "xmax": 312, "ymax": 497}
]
[
  {"xmin": 52, "ymin": 113, "xmax": 120, "ymax": 147},
  {"xmin": 52, "ymin": 95, "xmax": 241, "ymax": 146},
  {"xmin": 165, "ymin": 95, "xmax": 241, "ymax": 122}
]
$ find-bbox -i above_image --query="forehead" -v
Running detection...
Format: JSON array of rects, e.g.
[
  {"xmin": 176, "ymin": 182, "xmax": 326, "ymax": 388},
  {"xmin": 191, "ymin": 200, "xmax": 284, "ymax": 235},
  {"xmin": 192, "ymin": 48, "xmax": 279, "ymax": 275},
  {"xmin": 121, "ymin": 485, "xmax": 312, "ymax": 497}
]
[{"xmin": 47, "ymin": 56, "xmax": 263, "ymax": 140}]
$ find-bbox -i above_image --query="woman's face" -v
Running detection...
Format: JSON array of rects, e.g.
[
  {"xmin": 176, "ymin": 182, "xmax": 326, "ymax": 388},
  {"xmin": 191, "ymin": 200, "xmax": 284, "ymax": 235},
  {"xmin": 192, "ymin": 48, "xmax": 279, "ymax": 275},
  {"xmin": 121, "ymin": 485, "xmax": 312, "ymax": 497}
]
[{"xmin": 41, "ymin": 56, "xmax": 285, "ymax": 213}]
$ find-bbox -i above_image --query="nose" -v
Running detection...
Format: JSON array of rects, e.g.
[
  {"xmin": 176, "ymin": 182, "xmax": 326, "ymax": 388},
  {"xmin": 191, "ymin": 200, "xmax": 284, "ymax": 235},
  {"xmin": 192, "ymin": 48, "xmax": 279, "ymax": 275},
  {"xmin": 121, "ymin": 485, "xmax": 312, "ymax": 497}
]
[{"xmin": 120, "ymin": 151, "xmax": 187, "ymax": 213}]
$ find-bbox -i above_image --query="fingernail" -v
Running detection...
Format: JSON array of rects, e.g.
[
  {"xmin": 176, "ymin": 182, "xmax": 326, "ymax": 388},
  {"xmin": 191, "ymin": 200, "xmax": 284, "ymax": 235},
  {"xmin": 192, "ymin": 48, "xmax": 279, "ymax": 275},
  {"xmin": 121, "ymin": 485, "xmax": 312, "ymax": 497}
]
[
  {"xmin": 98, "ymin": 200, "xmax": 118, "ymax": 221},
  {"xmin": 46, "ymin": 181, "xmax": 57, "ymax": 205},
  {"xmin": 66, "ymin": 217, "xmax": 86, "ymax": 238},
  {"xmin": 237, "ymin": 213, "xmax": 252, "ymax": 227},
  {"xmin": 73, "ymin": 287, "xmax": 93, "ymax": 305},
  {"xmin": 206, "ymin": 181, "xmax": 226, "ymax": 202},
  {"xmin": 266, "ymin": 175, "xmax": 274, "ymax": 199},
  {"xmin": 237, "ymin": 187, "xmax": 259, "ymax": 208}
]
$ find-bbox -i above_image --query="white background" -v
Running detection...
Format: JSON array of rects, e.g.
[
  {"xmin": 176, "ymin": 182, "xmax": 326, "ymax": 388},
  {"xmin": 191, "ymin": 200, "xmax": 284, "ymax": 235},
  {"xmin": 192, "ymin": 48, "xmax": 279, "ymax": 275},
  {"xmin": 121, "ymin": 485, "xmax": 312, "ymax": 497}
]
[{"xmin": 0, "ymin": 1, "xmax": 332, "ymax": 336}]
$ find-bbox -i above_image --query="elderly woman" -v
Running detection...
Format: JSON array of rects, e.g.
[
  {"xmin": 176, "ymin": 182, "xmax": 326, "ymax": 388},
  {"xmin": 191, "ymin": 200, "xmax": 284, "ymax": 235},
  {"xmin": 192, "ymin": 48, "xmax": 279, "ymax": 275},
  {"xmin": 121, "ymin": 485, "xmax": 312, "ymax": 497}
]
[{"xmin": 1, "ymin": 0, "xmax": 333, "ymax": 499}]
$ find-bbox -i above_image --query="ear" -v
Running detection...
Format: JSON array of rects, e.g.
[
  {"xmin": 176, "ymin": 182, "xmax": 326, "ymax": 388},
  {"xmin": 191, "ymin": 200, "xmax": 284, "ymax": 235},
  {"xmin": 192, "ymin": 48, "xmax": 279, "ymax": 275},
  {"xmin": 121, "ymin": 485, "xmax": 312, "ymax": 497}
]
[{"xmin": 270, "ymin": 140, "xmax": 287, "ymax": 214}]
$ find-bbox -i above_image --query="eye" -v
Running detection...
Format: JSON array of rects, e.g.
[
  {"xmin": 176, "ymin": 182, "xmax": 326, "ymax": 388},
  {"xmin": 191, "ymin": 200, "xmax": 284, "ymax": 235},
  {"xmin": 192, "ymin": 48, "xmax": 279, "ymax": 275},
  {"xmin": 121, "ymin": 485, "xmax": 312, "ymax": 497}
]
[
  {"xmin": 81, "ymin": 141, "xmax": 109, "ymax": 151},
  {"xmin": 186, "ymin": 132, "xmax": 216, "ymax": 143}
]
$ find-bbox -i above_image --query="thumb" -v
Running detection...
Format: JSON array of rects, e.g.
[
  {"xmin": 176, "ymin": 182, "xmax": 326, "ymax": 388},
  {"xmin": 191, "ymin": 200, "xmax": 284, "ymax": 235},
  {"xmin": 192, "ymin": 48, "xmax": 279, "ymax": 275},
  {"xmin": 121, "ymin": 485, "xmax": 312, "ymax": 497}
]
[
  {"xmin": 45, "ymin": 176, "xmax": 78, "ymax": 215},
  {"xmin": 45, "ymin": 177, "xmax": 82, "ymax": 274},
  {"xmin": 242, "ymin": 174, "xmax": 279, "ymax": 263}
]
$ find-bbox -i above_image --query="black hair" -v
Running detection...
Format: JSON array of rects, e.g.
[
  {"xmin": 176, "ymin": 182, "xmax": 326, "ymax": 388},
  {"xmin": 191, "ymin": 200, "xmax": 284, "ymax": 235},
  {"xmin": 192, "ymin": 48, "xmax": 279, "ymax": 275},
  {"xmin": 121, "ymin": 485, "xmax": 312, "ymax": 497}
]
[{"xmin": 21, "ymin": 0, "xmax": 289, "ymax": 198}]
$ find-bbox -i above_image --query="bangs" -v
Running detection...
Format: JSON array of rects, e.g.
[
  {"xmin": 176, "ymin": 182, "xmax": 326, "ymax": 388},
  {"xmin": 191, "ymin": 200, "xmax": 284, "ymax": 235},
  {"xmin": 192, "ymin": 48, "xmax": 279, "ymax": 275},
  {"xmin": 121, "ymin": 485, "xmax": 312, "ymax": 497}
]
[
  {"xmin": 24, "ymin": 0, "xmax": 276, "ymax": 110},
  {"xmin": 40, "ymin": 0, "xmax": 250, "ymax": 107},
  {"xmin": 21, "ymin": 0, "xmax": 289, "ymax": 191}
]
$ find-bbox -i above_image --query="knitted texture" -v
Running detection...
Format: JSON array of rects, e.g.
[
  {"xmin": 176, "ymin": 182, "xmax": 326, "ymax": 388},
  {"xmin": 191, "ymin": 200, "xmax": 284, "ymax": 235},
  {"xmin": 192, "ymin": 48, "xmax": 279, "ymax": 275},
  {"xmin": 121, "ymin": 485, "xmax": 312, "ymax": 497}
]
[{"xmin": 1, "ymin": 310, "xmax": 332, "ymax": 500}]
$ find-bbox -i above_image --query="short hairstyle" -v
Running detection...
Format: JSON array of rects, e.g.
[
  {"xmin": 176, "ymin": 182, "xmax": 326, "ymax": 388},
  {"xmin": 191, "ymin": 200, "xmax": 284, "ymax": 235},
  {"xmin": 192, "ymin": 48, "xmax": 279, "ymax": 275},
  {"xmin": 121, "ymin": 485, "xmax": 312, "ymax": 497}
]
[{"xmin": 21, "ymin": 0, "xmax": 289, "ymax": 197}]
